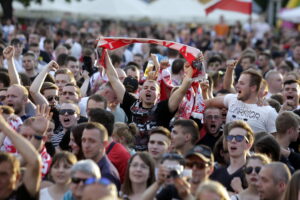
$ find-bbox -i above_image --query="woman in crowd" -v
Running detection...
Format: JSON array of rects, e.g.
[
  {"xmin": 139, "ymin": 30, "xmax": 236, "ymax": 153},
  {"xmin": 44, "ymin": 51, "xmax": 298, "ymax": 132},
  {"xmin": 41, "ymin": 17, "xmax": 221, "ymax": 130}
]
[
  {"xmin": 112, "ymin": 122, "xmax": 137, "ymax": 155},
  {"xmin": 196, "ymin": 180, "xmax": 230, "ymax": 200},
  {"xmin": 282, "ymin": 170, "xmax": 300, "ymax": 200},
  {"xmin": 231, "ymin": 153, "xmax": 271, "ymax": 200},
  {"xmin": 40, "ymin": 151, "xmax": 77, "ymax": 200},
  {"xmin": 69, "ymin": 123, "xmax": 87, "ymax": 160},
  {"xmin": 121, "ymin": 152, "xmax": 156, "ymax": 200}
]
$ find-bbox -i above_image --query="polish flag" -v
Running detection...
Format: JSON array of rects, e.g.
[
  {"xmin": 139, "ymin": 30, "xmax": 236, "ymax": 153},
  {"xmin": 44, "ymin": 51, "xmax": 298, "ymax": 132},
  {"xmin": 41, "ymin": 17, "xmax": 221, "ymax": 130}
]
[{"xmin": 205, "ymin": 0, "xmax": 252, "ymax": 15}]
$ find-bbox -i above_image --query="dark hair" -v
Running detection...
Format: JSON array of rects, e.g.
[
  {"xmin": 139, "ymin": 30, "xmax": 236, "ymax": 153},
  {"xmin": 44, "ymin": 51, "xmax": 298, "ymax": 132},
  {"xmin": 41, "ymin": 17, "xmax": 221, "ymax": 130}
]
[
  {"xmin": 84, "ymin": 122, "xmax": 108, "ymax": 143},
  {"xmin": 207, "ymin": 56, "xmax": 222, "ymax": 66},
  {"xmin": 71, "ymin": 123, "xmax": 88, "ymax": 160},
  {"xmin": 88, "ymin": 94, "xmax": 107, "ymax": 110},
  {"xmin": 50, "ymin": 151, "xmax": 77, "ymax": 172},
  {"xmin": 110, "ymin": 54, "xmax": 121, "ymax": 66},
  {"xmin": 267, "ymin": 99, "xmax": 281, "ymax": 113},
  {"xmin": 66, "ymin": 56, "xmax": 77, "ymax": 63},
  {"xmin": 122, "ymin": 152, "xmax": 155, "ymax": 195},
  {"xmin": 276, "ymin": 111, "xmax": 300, "ymax": 134},
  {"xmin": 283, "ymin": 79, "xmax": 300, "ymax": 87},
  {"xmin": 44, "ymin": 38, "xmax": 53, "ymax": 45},
  {"xmin": 254, "ymin": 135, "xmax": 280, "ymax": 161},
  {"xmin": 173, "ymin": 119, "xmax": 199, "ymax": 144},
  {"xmin": 0, "ymin": 72, "xmax": 10, "ymax": 87},
  {"xmin": 10, "ymin": 38, "xmax": 21, "ymax": 46},
  {"xmin": 56, "ymin": 53, "xmax": 68, "ymax": 66},
  {"xmin": 149, "ymin": 126, "xmax": 171, "ymax": 139},
  {"xmin": 171, "ymin": 59, "xmax": 185, "ymax": 75},
  {"xmin": 88, "ymin": 108, "xmax": 114, "ymax": 136},
  {"xmin": 41, "ymin": 82, "xmax": 58, "ymax": 94}
]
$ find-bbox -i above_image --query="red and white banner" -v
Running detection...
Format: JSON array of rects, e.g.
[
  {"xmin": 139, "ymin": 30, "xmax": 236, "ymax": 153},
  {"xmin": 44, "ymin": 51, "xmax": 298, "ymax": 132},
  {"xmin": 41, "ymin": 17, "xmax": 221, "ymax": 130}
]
[{"xmin": 205, "ymin": 0, "xmax": 252, "ymax": 15}]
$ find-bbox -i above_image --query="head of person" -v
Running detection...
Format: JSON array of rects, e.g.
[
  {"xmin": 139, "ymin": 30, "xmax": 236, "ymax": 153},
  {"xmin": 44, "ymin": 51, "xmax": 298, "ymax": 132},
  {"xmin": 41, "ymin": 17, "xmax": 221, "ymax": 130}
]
[
  {"xmin": 207, "ymin": 56, "xmax": 222, "ymax": 73},
  {"xmin": 69, "ymin": 159, "xmax": 101, "ymax": 200},
  {"xmin": 254, "ymin": 135, "xmax": 280, "ymax": 161},
  {"xmin": 81, "ymin": 122, "xmax": 108, "ymax": 162},
  {"xmin": 282, "ymin": 170, "xmax": 300, "ymax": 200},
  {"xmin": 292, "ymin": 42, "xmax": 300, "ymax": 61},
  {"xmin": 54, "ymin": 68, "xmax": 76, "ymax": 93},
  {"xmin": 195, "ymin": 180, "xmax": 230, "ymax": 200},
  {"xmin": 70, "ymin": 123, "xmax": 87, "ymax": 161},
  {"xmin": 28, "ymin": 42, "xmax": 40, "ymax": 59},
  {"xmin": 226, "ymin": 120, "xmax": 254, "ymax": 159},
  {"xmin": 112, "ymin": 122, "xmax": 136, "ymax": 148},
  {"xmin": 41, "ymin": 82, "xmax": 59, "ymax": 107},
  {"xmin": 236, "ymin": 69, "xmax": 262, "ymax": 101},
  {"xmin": 203, "ymin": 107, "xmax": 223, "ymax": 136},
  {"xmin": 133, "ymin": 53, "xmax": 144, "ymax": 68},
  {"xmin": 123, "ymin": 76, "xmax": 139, "ymax": 94},
  {"xmin": 10, "ymin": 38, "xmax": 23, "ymax": 57},
  {"xmin": 244, "ymin": 153, "xmax": 271, "ymax": 189},
  {"xmin": 213, "ymin": 135, "xmax": 229, "ymax": 167},
  {"xmin": 49, "ymin": 151, "xmax": 77, "ymax": 185},
  {"xmin": 171, "ymin": 58, "xmax": 184, "ymax": 78},
  {"xmin": 22, "ymin": 51, "xmax": 37, "ymax": 72},
  {"xmin": 65, "ymin": 56, "xmax": 80, "ymax": 78},
  {"xmin": 257, "ymin": 52, "xmax": 271, "ymax": 68},
  {"xmin": 0, "ymin": 88, "xmax": 7, "ymax": 105},
  {"xmin": 5, "ymin": 84, "xmax": 28, "ymax": 116},
  {"xmin": 171, "ymin": 119, "xmax": 199, "ymax": 150},
  {"xmin": 124, "ymin": 65, "xmax": 140, "ymax": 81},
  {"xmin": 87, "ymin": 108, "xmax": 114, "ymax": 137},
  {"xmin": 0, "ymin": 152, "xmax": 21, "ymax": 198},
  {"xmin": 257, "ymin": 162, "xmax": 291, "ymax": 200},
  {"xmin": 148, "ymin": 126, "xmax": 171, "ymax": 161},
  {"xmin": 60, "ymin": 83, "xmax": 81, "ymax": 104},
  {"xmin": 122, "ymin": 152, "xmax": 155, "ymax": 196},
  {"xmin": 59, "ymin": 102, "xmax": 80, "ymax": 130},
  {"xmin": 82, "ymin": 178, "xmax": 118, "ymax": 200},
  {"xmin": 43, "ymin": 38, "xmax": 54, "ymax": 54},
  {"xmin": 86, "ymin": 94, "xmax": 107, "ymax": 114},
  {"xmin": 276, "ymin": 111, "xmax": 300, "ymax": 142},
  {"xmin": 265, "ymin": 70, "xmax": 283, "ymax": 93},
  {"xmin": 139, "ymin": 80, "xmax": 160, "ymax": 108},
  {"xmin": 282, "ymin": 79, "xmax": 300, "ymax": 108},
  {"xmin": 0, "ymin": 72, "xmax": 10, "ymax": 89},
  {"xmin": 185, "ymin": 145, "xmax": 214, "ymax": 184},
  {"xmin": 240, "ymin": 54, "xmax": 256, "ymax": 70},
  {"xmin": 96, "ymin": 82, "xmax": 118, "ymax": 105}
]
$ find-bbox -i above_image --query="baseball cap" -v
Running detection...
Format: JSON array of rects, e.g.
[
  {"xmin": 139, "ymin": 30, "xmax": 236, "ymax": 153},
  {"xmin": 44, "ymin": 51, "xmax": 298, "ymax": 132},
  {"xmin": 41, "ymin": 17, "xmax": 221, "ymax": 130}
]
[{"xmin": 185, "ymin": 145, "xmax": 214, "ymax": 164}]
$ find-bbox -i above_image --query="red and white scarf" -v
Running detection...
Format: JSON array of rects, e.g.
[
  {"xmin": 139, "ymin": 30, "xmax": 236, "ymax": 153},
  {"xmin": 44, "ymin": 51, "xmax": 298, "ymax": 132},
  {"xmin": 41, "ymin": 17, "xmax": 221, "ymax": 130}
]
[{"xmin": 97, "ymin": 37, "xmax": 206, "ymax": 120}]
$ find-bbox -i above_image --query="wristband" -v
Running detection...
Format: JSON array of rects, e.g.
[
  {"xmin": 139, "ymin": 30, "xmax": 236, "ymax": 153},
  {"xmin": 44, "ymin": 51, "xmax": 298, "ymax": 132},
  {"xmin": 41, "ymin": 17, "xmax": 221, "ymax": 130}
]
[{"xmin": 34, "ymin": 135, "xmax": 44, "ymax": 140}]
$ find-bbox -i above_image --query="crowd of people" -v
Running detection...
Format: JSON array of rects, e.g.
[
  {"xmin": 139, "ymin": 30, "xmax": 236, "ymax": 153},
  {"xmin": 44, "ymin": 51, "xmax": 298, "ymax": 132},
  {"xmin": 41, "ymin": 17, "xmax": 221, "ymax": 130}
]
[{"xmin": 0, "ymin": 14, "xmax": 300, "ymax": 200}]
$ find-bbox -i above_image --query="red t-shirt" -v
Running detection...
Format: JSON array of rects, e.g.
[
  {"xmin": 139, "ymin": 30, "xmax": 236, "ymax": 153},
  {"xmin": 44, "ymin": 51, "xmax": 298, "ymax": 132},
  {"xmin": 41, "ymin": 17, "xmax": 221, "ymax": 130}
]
[{"xmin": 106, "ymin": 142, "xmax": 130, "ymax": 183}]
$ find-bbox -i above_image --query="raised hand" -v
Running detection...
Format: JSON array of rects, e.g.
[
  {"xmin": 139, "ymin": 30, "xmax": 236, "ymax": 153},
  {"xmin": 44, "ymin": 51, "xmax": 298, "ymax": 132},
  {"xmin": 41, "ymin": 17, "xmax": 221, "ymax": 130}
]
[
  {"xmin": 226, "ymin": 59, "xmax": 239, "ymax": 70},
  {"xmin": 3, "ymin": 46, "xmax": 14, "ymax": 60},
  {"xmin": 82, "ymin": 70, "xmax": 90, "ymax": 80},
  {"xmin": 47, "ymin": 60, "xmax": 59, "ymax": 72},
  {"xmin": 31, "ymin": 104, "xmax": 52, "ymax": 136}
]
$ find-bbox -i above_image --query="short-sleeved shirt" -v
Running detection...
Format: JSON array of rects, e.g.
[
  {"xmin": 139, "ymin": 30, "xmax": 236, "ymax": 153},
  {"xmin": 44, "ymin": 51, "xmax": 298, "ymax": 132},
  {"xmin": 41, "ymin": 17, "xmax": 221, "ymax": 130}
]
[
  {"xmin": 121, "ymin": 92, "xmax": 175, "ymax": 151},
  {"xmin": 224, "ymin": 94, "xmax": 277, "ymax": 133}
]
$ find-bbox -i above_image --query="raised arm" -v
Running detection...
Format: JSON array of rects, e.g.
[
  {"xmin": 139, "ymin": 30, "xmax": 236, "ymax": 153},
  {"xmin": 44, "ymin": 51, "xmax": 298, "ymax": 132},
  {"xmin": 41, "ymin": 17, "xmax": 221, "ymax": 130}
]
[
  {"xmin": 204, "ymin": 95, "xmax": 226, "ymax": 108},
  {"xmin": 104, "ymin": 51, "xmax": 126, "ymax": 103},
  {"xmin": 0, "ymin": 109, "xmax": 41, "ymax": 197},
  {"xmin": 223, "ymin": 60, "xmax": 238, "ymax": 93},
  {"xmin": 80, "ymin": 70, "xmax": 90, "ymax": 97},
  {"xmin": 29, "ymin": 61, "xmax": 59, "ymax": 105},
  {"xmin": 3, "ymin": 46, "xmax": 21, "ymax": 85},
  {"xmin": 168, "ymin": 63, "xmax": 193, "ymax": 113}
]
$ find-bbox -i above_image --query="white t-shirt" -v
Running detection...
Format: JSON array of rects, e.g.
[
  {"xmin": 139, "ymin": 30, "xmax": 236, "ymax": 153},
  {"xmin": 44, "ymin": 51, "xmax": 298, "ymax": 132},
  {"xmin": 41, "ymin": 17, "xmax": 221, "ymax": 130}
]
[
  {"xmin": 224, "ymin": 94, "xmax": 277, "ymax": 133},
  {"xmin": 39, "ymin": 188, "xmax": 53, "ymax": 200}
]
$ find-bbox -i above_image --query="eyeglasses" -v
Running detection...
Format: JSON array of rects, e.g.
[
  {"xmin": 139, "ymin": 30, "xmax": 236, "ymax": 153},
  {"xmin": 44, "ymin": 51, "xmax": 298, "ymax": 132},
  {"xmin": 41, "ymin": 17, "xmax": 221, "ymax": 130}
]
[
  {"xmin": 185, "ymin": 161, "xmax": 209, "ymax": 169},
  {"xmin": 244, "ymin": 166, "xmax": 261, "ymax": 175},
  {"xmin": 71, "ymin": 177, "xmax": 88, "ymax": 184},
  {"xmin": 205, "ymin": 115, "xmax": 221, "ymax": 120},
  {"xmin": 130, "ymin": 162, "xmax": 149, "ymax": 170},
  {"xmin": 62, "ymin": 91, "xmax": 76, "ymax": 96},
  {"xmin": 226, "ymin": 135, "xmax": 249, "ymax": 143},
  {"xmin": 0, "ymin": 95, "xmax": 6, "ymax": 101},
  {"xmin": 46, "ymin": 95, "xmax": 59, "ymax": 101},
  {"xmin": 59, "ymin": 109, "xmax": 76, "ymax": 115},
  {"xmin": 85, "ymin": 177, "xmax": 111, "ymax": 185}
]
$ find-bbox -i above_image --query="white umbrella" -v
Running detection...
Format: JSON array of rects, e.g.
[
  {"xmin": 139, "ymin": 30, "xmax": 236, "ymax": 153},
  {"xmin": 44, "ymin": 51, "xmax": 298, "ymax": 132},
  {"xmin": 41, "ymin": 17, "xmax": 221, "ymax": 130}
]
[{"xmin": 279, "ymin": 7, "xmax": 300, "ymax": 23}]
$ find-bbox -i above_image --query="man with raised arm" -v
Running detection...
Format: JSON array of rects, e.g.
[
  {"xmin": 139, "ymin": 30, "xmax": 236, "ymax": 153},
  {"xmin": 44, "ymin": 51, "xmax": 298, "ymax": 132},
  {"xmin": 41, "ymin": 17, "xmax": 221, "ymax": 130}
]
[
  {"xmin": 105, "ymin": 51, "xmax": 194, "ymax": 151},
  {"xmin": 0, "ymin": 107, "xmax": 45, "ymax": 199}
]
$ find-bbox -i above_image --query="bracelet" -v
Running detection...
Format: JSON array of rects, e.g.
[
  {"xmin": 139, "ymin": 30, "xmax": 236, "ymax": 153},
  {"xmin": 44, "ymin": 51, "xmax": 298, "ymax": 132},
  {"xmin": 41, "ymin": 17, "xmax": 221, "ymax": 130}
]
[{"xmin": 34, "ymin": 135, "xmax": 44, "ymax": 140}]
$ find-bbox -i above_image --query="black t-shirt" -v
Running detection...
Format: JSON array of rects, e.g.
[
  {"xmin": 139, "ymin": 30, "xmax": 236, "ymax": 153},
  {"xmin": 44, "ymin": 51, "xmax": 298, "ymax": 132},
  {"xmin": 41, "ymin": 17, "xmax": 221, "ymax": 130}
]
[
  {"xmin": 5, "ymin": 184, "xmax": 38, "ymax": 200},
  {"xmin": 121, "ymin": 92, "xmax": 176, "ymax": 151},
  {"xmin": 197, "ymin": 130, "xmax": 222, "ymax": 150},
  {"xmin": 156, "ymin": 185, "xmax": 181, "ymax": 200},
  {"xmin": 210, "ymin": 166, "xmax": 247, "ymax": 192}
]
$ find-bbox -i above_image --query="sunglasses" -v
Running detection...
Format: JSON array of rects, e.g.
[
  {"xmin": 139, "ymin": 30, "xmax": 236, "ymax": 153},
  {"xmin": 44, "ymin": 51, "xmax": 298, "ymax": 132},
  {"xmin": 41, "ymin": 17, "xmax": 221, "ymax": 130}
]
[
  {"xmin": 85, "ymin": 177, "xmax": 111, "ymax": 185},
  {"xmin": 244, "ymin": 166, "xmax": 261, "ymax": 175},
  {"xmin": 46, "ymin": 95, "xmax": 59, "ymax": 101},
  {"xmin": 226, "ymin": 135, "xmax": 249, "ymax": 143},
  {"xmin": 185, "ymin": 161, "xmax": 209, "ymax": 169},
  {"xmin": 59, "ymin": 109, "xmax": 76, "ymax": 115},
  {"xmin": 71, "ymin": 177, "xmax": 88, "ymax": 184}
]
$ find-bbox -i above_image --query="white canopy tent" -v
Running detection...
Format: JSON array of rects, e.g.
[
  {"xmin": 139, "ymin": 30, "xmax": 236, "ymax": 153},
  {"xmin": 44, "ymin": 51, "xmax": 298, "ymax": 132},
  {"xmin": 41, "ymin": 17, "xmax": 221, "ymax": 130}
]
[
  {"xmin": 12, "ymin": 0, "xmax": 150, "ymax": 20},
  {"xmin": 148, "ymin": 0, "xmax": 257, "ymax": 25},
  {"xmin": 279, "ymin": 7, "xmax": 300, "ymax": 23}
]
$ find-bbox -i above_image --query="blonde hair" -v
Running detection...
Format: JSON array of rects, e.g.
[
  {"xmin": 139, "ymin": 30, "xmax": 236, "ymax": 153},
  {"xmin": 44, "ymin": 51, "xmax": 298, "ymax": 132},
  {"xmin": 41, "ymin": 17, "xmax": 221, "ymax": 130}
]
[{"xmin": 196, "ymin": 180, "xmax": 230, "ymax": 200}]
